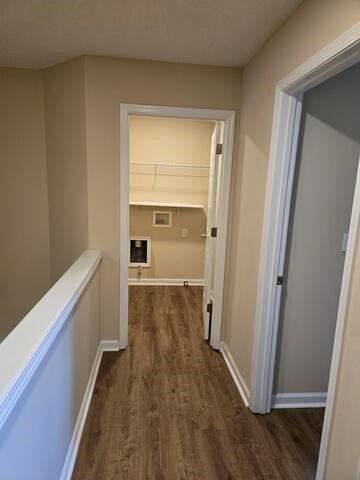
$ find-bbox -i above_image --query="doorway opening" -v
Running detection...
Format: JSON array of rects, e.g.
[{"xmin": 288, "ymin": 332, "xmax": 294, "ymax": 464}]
[
  {"xmin": 250, "ymin": 29, "xmax": 360, "ymax": 480},
  {"xmin": 273, "ymin": 64, "xmax": 360, "ymax": 413},
  {"xmin": 128, "ymin": 115, "xmax": 218, "ymax": 342},
  {"xmin": 119, "ymin": 105, "xmax": 235, "ymax": 351}
]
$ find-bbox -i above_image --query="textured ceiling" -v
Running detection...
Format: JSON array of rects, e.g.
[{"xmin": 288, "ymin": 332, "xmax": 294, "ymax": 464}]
[{"xmin": 0, "ymin": 0, "xmax": 302, "ymax": 69}]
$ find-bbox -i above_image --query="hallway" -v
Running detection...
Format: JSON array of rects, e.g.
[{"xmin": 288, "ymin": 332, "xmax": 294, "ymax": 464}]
[{"xmin": 72, "ymin": 286, "xmax": 324, "ymax": 479}]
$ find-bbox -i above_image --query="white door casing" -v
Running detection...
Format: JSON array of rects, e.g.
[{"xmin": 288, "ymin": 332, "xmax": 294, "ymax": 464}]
[{"xmin": 120, "ymin": 104, "xmax": 236, "ymax": 352}]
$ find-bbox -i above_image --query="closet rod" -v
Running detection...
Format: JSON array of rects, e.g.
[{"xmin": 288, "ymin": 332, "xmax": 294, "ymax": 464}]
[{"xmin": 130, "ymin": 162, "xmax": 209, "ymax": 169}]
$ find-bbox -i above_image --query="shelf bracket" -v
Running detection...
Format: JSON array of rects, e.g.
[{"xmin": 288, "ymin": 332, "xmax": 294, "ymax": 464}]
[{"xmin": 153, "ymin": 164, "xmax": 157, "ymax": 188}]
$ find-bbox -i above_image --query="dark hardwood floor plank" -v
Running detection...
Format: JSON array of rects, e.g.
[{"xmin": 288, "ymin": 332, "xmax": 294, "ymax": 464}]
[{"xmin": 72, "ymin": 285, "xmax": 323, "ymax": 480}]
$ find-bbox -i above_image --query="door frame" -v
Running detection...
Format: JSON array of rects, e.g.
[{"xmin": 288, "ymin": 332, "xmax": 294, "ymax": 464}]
[
  {"xmin": 119, "ymin": 104, "xmax": 236, "ymax": 350},
  {"xmin": 249, "ymin": 23, "xmax": 360, "ymax": 479}
]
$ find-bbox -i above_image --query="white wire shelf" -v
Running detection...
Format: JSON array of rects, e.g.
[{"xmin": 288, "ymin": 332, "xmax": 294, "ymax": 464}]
[
  {"xmin": 129, "ymin": 201, "xmax": 205, "ymax": 210},
  {"xmin": 130, "ymin": 162, "xmax": 210, "ymax": 180}
]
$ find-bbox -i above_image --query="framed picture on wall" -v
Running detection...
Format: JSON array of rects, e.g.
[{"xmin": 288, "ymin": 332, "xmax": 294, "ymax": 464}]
[{"xmin": 153, "ymin": 211, "xmax": 172, "ymax": 228}]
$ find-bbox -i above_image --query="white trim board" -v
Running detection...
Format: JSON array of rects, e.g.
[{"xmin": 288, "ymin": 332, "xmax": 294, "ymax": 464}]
[
  {"xmin": 279, "ymin": 23, "xmax": 360, "ymax": 95},
  {"xmin": 60, "ymin": 339, "xmax": 120, "ymax": 480},
  {"xmin": 130, "ymin": 201, "xmax": 205, "ymax": 209},
  {"xmin": 128, "ymin": 278, "xmax": 204, "ymax": 286},
  {"xmin": 272, "ymin": 392, "xmax": 327, "ymax": 409},
  {"xmin": 248, "ymin": 22, "xmax": 360, "ymax": 480},
  {"xmin": 120, "ymin": 104, "xmax": 236, "ymax": 351},
  {"xmin": 60, "ymin": 344, "xmax": 103, "ymax": 480},
  {"xmin": 220, "ymin": 342, "xmax": 250, "ymax": 408},
  {"xmin": 101, "ymin": 339, "xmax": 121, "ymax": 351}
]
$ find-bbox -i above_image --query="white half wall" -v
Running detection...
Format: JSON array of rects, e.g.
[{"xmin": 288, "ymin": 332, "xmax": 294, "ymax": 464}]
[{"xmin": 0, "ymin": 251, "xmax": 102, "ymax": 480}]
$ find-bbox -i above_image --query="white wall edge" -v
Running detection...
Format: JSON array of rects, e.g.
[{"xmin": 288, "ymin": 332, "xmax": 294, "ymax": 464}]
[
  {"xmin": 101, "ymin": 339, "xmax": 121, "ymax": 351},
  {"xmin": 59, "ymin": 344, "xmax": 103, "ymax": 480},
  {"xmin": 0, "ymin": 249, "xmax": 102, "ymax": 431},
  {"xmin": 272, "ymin": 392, "xmax": 327, "ymax": 409},
  {"xmin": 128, "ymin": 278, "xmax": 204, "ymax": 286},
  {"xmin": 220, "ymin": 341, "xmax": 250, "ymax": 408}
]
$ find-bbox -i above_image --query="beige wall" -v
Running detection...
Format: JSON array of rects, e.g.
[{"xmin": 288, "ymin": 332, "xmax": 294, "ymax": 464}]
[
  {"xmin": 218, "ymin": 1, "xmax": 360, "ymax": 478},
  {"xmin": 0, "ymin": 67, "xmax": 50, "ymax": 341},
  {"xmin": 275, "ymin": 64, "xmax": 360, "ymax": 395},
  {"xmin": 44, "ymin": 57, "xmax": 89, "ymax": 283},
  {"xmin": 84, "ymin": 55, "xmax": 242, "ymax": 339},
  {"xmin": 129, "ymin": 206, "xmax": 206, "ymax": 279},
  {"xmin": 0, "ymin": 58, "xmax": 90, "ymax": 340},
  {"xmin": 222, "ymin": 0, "xmax": 360, "ymax": 388},
  {"xmin": 129, "ymin": 116, "xmax": 214, "ymax": 206}
]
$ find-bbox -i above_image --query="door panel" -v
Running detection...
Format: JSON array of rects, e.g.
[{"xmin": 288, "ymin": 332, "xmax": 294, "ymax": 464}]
[{"xmin": 203, "ymin": 123, "xmax": 222, "ymax": 339}]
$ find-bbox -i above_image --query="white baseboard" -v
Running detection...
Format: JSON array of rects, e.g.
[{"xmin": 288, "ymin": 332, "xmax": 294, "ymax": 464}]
[
  {"xmin": 60, "ymin": 339, "xmax": 123, "ymax": 479},
  {"xmin": 220, "ymin": 341, "xmax": 250, "ymax": 408},
  {"xmin": 60, "ymin": 344, "xmax": 103, "ymax": 480},
  {"xmin": 128, "ymin": 278, "xmax": 204, "ymax": 286},
  {"xmin": 272, "ymin": 392, "xmax": 327, "ymax": 409},
  {"xmin": 101, "ymin": 339, "xmax": 120, "ymax": 351}
]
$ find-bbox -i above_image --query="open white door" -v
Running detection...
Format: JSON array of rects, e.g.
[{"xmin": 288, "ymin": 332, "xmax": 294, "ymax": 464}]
[{"xmin": 203, "ymin": 122, "xmax": 222, "ymax": 340}]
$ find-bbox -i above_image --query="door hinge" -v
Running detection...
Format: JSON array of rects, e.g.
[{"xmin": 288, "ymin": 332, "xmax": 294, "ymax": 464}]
[
  {"xmin": 211, "ymin": 227, "xmax": 217, "ymax": 238},
  {"xmin": 207, "ymin": 302, "xmax": 213, "ymax": 314},
  {"xmin": 216, "ymin": 143, "xmax": 223, "ymax": 155},
  {"xmin": 277, "ymin": 275, "xmax": 284, "ymax": 286}
]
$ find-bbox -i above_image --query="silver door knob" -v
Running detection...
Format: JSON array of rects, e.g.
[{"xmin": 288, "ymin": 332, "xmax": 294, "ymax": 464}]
[{"xmin": 201, "ymin": 233, "xmax": 208, "ymax": 238}]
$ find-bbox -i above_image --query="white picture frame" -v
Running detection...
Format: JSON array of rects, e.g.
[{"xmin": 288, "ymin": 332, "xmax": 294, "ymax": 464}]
[{"xmin": 153, "ymin": 211, "xmax": 172, "ymax": 227}]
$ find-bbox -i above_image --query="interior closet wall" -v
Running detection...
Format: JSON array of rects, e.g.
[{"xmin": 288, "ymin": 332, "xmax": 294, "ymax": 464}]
[
  {"xmin": 129, "ymin": 116, "xmax": 214, "ymax": 206},
  {"xmin": 274, "ymin": 62, "xmax": 360, "ymax": 395},
  {"xmin": 0, "ymin": 67, "xmax": 50, "ymax": 341},
  {"xmin": 129, "ymin": 116, "xmax": 213, "ymax": 280},
  {"xmin": 129, "ymin": 206, "xmax": 206, "ymax": 280}
]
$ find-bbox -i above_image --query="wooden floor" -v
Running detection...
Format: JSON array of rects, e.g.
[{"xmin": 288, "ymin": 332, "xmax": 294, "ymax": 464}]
[{"xmin": 73, "ymin": 286, "xmax": 324, "ymax": 480}]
